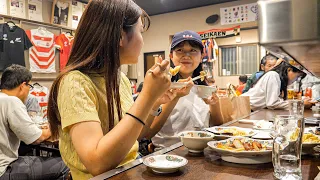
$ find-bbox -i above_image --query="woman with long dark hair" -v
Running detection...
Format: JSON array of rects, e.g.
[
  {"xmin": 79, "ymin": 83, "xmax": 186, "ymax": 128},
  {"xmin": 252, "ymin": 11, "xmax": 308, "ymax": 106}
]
[
  {"xmin": 47, "ymin": 0, "xmax": 172, "ymax": 179},
  {"xmin": 242, "ymin": 61, "xmax": 306, "ymax": 111}
]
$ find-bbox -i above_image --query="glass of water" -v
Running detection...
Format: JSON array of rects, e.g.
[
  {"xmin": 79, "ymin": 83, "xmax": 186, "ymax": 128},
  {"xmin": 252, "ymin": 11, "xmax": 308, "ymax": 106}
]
[
  {"xmin": 272, "ymin": 115, "xmax": 304, "ymax": 180},
  {"xmin": 288, "ymin": 100, "xmax": 304, "ymax": 117}
]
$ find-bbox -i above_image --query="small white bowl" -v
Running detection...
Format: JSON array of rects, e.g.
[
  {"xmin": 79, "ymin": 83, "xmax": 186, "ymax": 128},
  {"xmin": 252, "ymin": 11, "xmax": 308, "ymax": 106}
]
[
  {"xmin": 179, "ymin": 131, "xmax": 215, "ymax": 153},
  {"xmin": 195, "ymin": 85, "xmax": 217, "ymax": 98},
  {"xmin": 143, "ymin": 155, "xmax": 188, "ymax": 174}
]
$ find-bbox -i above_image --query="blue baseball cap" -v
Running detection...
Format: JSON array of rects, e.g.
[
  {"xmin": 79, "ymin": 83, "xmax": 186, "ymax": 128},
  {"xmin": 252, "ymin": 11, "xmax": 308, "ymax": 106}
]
[{"xmin": 171, "ymin": 30, "xmax": 204, "ymax": 50}]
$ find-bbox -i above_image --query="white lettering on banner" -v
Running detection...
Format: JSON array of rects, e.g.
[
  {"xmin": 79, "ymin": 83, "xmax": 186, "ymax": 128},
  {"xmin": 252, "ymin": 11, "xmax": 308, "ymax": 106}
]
[{"xmin": 198, "ymin": 25, "xmax": 240, "ymax": 40}]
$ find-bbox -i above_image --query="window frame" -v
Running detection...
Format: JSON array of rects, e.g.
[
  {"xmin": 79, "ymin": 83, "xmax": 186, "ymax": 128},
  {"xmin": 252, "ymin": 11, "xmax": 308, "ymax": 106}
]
[{"xmin": 218, "ymin": 43, "xmax": 261, "ymax": 76}]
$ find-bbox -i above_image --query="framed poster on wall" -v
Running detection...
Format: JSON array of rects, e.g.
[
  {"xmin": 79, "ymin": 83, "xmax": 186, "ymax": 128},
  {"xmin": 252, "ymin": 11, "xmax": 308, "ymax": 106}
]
[
  {"xmin": 10, "ymin": 0, "xmax": 26, "ymax": 18},
  {"xmin": 28, "ymin": 0, "xmax": 43, "ymax": 22},
  {"xmin": 0, "ymin": 0, "xmax": 8, "ymax": 15},
  {"xmin": 51, "ymin": 0, "xmax": 70, "ymax": 27},
  {"xmin": 71, "ymin": 0, "xmax": 83, "ymax": 28}
]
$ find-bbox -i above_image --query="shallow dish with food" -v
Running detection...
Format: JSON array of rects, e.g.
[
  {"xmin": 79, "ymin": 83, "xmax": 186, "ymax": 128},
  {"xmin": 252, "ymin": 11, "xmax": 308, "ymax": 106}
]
[
  {"xmin": 291, "ymin": 128, "xmax": 320, "ymax": 151},
  {"xmin": 143, "ymin": 155, "xmax": 188, "ymax": 174},
  {"xmin": 179, "ymin": 131, "xmax": 215, "ymax": 153},
  {"xmin": 207, "ymin": 137, "xmax": 273, "ymax": 157},
  {"xmin": 205, "ymin": 126, "xmax": 257, "ymax": 140}
]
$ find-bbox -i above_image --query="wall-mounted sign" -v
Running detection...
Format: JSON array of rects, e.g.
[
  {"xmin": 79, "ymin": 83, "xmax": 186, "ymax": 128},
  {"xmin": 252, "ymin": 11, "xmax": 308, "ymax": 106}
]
[
  {"xmin": 198, "ymin": 25, "xmax": 240, "ymax": 40},
  {"xmin": 220, "ymin": 3, "xmax": 258, "ymax": 25}
]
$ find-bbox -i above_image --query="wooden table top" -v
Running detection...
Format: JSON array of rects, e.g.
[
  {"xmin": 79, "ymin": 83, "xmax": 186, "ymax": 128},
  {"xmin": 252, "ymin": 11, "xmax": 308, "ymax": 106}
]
[{"xmin": 92, "ymin": 109, "xmax": 320, "ymax": 180}]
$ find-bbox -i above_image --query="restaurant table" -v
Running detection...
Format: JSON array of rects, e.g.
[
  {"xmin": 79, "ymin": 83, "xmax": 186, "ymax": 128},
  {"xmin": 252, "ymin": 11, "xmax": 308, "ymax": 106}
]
[{"xmin": 91, "ymin": 109, "xmax": 320, "ymax": 180}]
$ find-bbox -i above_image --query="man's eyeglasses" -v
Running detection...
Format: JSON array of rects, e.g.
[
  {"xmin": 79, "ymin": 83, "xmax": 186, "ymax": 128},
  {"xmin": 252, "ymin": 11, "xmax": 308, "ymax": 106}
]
[{"xmin": 26, "ymin": 83, "xmax": 34, "ymax": 90}]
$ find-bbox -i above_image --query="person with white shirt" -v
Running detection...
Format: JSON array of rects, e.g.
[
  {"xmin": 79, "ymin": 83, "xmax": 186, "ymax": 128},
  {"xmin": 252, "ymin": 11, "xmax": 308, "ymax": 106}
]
[
  {"xmin": 0, "ymin": 64, "xmax": 69, "ymax": 180},
  {"xmin": 242, "ymin": 61, "xmax": 306, "ymax": 111},
  {"xmin": 148, "ymin": 31, "xmax": 223, "ymax": 149}
]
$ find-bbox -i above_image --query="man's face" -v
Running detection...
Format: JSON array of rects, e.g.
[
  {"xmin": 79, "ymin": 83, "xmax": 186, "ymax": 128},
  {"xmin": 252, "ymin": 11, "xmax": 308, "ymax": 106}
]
[
  {"xmin": 19, "ymin": 82, "xmax": 32, "ymax": 102},
  {"xmin": 261, "ymin": 59, "xmax": 277, "ymax": 72}
]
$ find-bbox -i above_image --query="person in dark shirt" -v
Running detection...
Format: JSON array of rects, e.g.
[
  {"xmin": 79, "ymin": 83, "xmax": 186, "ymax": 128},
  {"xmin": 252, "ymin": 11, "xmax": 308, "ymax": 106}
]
[{"xmin": 242, "ymin": 54, "xmax": 277, "ymax": 93}]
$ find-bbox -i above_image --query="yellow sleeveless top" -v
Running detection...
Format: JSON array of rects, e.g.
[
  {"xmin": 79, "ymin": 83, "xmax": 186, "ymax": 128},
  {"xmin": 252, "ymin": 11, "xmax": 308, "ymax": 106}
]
[{"xmin": 57, "ymin": 70, "xmax": 138, "ymax": 180}]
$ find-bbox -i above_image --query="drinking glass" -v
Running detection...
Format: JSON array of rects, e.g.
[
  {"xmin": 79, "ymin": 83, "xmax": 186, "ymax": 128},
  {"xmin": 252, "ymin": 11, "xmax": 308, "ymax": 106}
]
[
  {"xmin": 272, "ymin": 115, "xmax": 304, "ymax": 180},
  {"xmin": 288, "ymin": 100, "xmax": 304, "ymax": 117}
]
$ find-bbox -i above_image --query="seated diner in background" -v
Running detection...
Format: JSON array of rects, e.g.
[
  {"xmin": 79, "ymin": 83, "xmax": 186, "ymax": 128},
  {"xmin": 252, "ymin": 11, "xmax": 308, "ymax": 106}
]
[
  {"xmin": 242, "ymin": 54, "xmax": 278, "ymax": 93},
  {"xmin": 0, "ymin": 64, "xmax": 69, "ymax": 180},
  {"xmin": 242, "ymin": 61, "xmax": 308, "ymax": 111}
]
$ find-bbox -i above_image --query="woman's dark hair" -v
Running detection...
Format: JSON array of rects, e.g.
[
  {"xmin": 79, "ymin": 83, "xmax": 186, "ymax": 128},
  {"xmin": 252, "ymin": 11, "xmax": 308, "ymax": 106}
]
[
  {"xmin": 259, "ymin": 54, "xmax": 277, "ymax": 71},
  {"xmin": 48, "ymin": 0, "xmax": 150, "ymax": 139},
  {"xmin": 253, "ymin": 61, "xmax": 306, "ymax": 100},
  {"xmin": 170, "ymin": 41, "xmax": 207, "ymax": 85},
  {"xmin": 0, "ymin": 64, "xmax": 32, "ymax": 90}
]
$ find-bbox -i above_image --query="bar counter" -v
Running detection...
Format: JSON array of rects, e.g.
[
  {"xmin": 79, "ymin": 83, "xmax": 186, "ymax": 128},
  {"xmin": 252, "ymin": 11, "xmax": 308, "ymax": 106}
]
[{"xmin": 92, "ymin": 109, "xmax": 320, "ymax": 180}]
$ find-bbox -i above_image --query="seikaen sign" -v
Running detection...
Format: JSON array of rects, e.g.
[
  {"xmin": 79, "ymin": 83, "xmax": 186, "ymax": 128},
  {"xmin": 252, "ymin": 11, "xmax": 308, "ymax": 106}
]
[{"xmin": 198, "ymin": 25, "xmax": 240, "ymax": 40}]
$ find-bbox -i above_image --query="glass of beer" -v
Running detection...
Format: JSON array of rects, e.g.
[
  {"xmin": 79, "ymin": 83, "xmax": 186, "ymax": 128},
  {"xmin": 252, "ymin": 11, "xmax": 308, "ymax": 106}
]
[{"xmin": 287, "ymin": 89, "xmax": 295, "ymax": 99}]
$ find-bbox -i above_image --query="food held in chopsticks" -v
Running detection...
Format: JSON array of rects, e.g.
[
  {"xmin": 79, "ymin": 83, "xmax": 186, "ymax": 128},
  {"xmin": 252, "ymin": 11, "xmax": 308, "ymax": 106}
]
[
  {"xmin": 191, "ymin": 71, "xmax": 207, "ymax": 82},
  {"xmin": 200, "ymin": 71, "xmax": 206, "ymax": 81},
  {"xmin": 216, "ymin": 138, "xmax": 271, "ymax": 152},
  {"xmin": 169, "ymin": 66, "xmax": 181, "ymax": 76}
]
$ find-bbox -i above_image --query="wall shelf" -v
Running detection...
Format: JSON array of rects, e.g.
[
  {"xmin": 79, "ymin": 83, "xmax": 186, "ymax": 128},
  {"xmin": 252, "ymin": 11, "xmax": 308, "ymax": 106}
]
[{"xmin": 0, "ymin": 14, "xmax": 76, "ymax": 31}]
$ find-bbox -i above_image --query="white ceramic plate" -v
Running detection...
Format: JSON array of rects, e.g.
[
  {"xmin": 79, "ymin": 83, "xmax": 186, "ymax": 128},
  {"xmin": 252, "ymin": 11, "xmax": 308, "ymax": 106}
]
[
  {"xmin": 207, "ymin": 137, "xmax": 273, "ymax": 157},
  {"xmin": 251, "ymin": 131, "xmax": 273, "ymax": 140},
  {"xmin": 221, "ymin": 155, "xmax": 272, "ymax": 164},
  {"xmin": 170, "ymin": 82, "xmax": 188, "ymax": 89},
  {"xmin": 205, "ymin": 126, "xmax": 257, "ymax": 140},
  {"xmin": 143, "ymin": 155, "xmax": 188, "ymax": 174},
  {"xmin": 252, "ymin": 120, "xmax": 273, "ymax": 131}
]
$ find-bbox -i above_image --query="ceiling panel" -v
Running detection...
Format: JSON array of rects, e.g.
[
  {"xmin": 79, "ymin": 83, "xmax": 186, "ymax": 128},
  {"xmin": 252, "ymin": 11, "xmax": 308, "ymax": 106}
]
[
  {"xmin": 135, "ymin": 0, "xmax": 238, "ymax": 16},
  {"xmin": 77, "ymin": 0, "xmax": 239, "ymax": 16}
]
